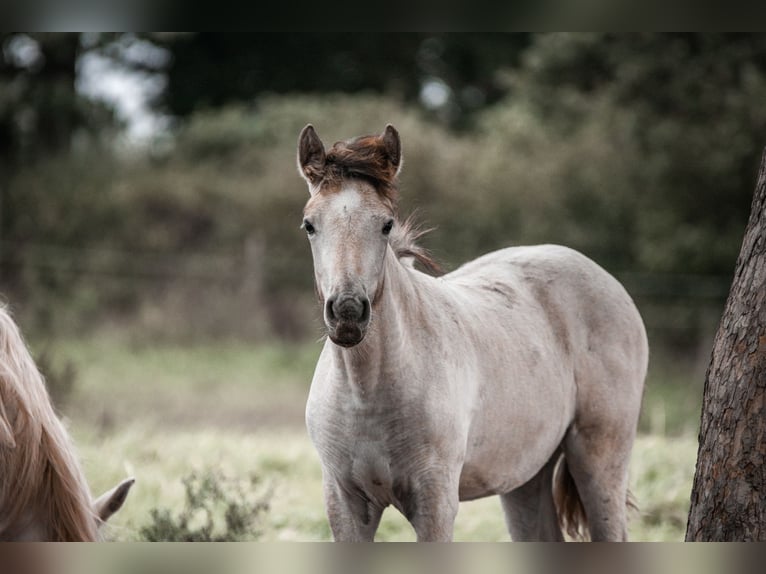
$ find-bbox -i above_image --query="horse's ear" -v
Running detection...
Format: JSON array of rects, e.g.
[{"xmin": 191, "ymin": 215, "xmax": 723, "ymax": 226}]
[
  {"xmin": 94, "ymin": 477, "xmax": 135, "ymax": 523},
  {"xmin": 298, "ymin": 124, "xmax": 326, "ymax": 190},
  {"xmin": 381, "ymin": 124, "xmax": 402, "ymax": 176}
]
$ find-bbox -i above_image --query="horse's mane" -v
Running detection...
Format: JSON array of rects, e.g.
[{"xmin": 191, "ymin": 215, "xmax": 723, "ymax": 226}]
[
  {"xmin": 322, "ymin": 135, "xmax": 443, "ymax": 276},
  {"xmin": 0, "ymin": 306, "xmax": 98, "ymax": 541},
  {"xmin": 389, "ymin": 213, "xmax": 443, "ymax": 276}
]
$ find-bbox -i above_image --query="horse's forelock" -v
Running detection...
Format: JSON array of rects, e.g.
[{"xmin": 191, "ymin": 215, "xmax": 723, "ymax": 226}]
[{"xmin": 321, "ymin": 135, "xmax": 399, "ymax": 207}]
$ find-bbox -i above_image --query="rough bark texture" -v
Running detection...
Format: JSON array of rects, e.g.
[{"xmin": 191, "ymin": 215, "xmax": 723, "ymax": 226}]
[{"xmin": 686, "ymin": 149, "xmax": 766, "ymax": 541}]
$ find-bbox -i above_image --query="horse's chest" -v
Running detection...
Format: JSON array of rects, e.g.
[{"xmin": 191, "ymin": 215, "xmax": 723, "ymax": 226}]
[
  {"xmin": 320, "ymin": 429, "xmax": 407, "ymax": 506},
  {"xmin": 307, "ymin": 392, "xmax": 437, "ymax": 505},
  {"xmin": 311, "ymin": 404, "xmax": 414, "ymax": 466}
]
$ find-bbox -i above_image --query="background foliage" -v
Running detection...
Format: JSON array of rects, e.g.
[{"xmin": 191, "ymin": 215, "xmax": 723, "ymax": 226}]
[{"xmin": 4, "ymin": 33, "xmax": 763, "ymax": 350}]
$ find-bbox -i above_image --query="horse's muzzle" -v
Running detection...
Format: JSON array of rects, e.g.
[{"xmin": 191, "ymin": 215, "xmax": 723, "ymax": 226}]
[{"xmin": 325, "ymin": 294, "xmax": 370, "ymax": 347}]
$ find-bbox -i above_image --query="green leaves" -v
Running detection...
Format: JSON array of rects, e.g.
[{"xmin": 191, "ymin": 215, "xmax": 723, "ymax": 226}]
[{"xmin": 139, "ymin": 469, "xmax": 270, "ymax": 542}]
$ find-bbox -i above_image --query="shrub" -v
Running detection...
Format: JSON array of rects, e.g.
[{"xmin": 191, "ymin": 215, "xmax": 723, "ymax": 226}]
[{"xmin": 139, "ymin": 469, "xmax": 270, "ymax": 542}]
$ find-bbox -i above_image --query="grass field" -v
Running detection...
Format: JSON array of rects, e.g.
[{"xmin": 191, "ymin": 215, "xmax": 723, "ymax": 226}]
[{"xmin": 41, "ymin": 336, "xmax": 702, "ymax": 542}]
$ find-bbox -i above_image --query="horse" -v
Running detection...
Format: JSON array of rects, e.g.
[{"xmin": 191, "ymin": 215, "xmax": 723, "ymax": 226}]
[
  {"xmin": 297, "ymin": 124, "xmax": 648, "ymax": 542},
  {"xmin": 0, "ymin": 305, "xmax": 134, "ymax": 541}
]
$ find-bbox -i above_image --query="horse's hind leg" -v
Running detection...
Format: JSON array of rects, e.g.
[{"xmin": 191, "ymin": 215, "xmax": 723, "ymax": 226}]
[
  {"xmin": 500, "ymin": 452, "xmax": 564, "ymax": 541},
  {"xmin": 563, "ymin": 423, "xmax": 635, "ymax": 541}
]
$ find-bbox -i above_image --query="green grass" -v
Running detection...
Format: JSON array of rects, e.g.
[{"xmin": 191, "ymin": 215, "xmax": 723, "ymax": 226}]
[
  {"xmin": 639, "ymin": 350, "xmax": 705, "ymax": 437},
  {"xmin": 41, "ymin": 336, "xmax": 700, "ymax": 542},
  {"xmin": 79, "ymin": 425, "xmax": 697, "ymax": 542},
  {"xmin": 53, "ymin": 336, "xmax": 320, "ymax": 394},
  {"xmin": 49, "ymin": 337, "xmax": 320, "ymax": 432}
]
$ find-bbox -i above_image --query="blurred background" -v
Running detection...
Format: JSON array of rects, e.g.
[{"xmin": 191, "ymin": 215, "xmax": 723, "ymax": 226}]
[{"xmin": 1, "ymin": 33, "xmax": 764, "ymax": 541}]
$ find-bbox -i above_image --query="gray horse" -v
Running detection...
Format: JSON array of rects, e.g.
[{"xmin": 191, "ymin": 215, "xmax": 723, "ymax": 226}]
[{"xmin": 298, "ymin": 124, "xmax": 647, "ymax": 541}]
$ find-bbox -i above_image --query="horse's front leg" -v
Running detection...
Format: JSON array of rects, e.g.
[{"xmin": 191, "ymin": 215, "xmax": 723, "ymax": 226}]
[
  {"xmin": 323, "ymin": 477, "xmax": 383, "ymax": 542},
  {"xmin": 406, "ymin": 473, "xmax": 460, "ymax": 542}
]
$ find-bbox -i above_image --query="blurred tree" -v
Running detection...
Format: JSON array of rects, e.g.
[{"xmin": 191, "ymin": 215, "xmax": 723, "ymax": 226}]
[
  {"xmin": 0, "ymin": 33, "xmax": 122, "ymax": 307},
  {"xmin": 0, "ymin": 33, "xmax": 112, "ymax": 163},
  {"xmin": 502, "ymin": 33, "xmax": 766, "ymax": 276},
  {"xmin": 686, "ymin": 149, "xmax": 766, "ymax": 541},
  {"xmin": 2, "ymin": 33, "xmax": 765, "ymax": 344},
  {"xmin": 154, "ymin": 33, "xmax": 530, "ymax": 128},
  {"xmin": 1, "ymin": 33, "xmax": 78, "ymax": 293},
  {"xmin": 1, "ymin": 33, "xmax": 78, "ymax": 162}
]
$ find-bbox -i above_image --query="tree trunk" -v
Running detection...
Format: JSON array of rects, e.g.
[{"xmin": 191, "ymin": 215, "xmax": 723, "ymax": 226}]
[
  {"xmin": 32, "ymin": 33, "xmax": 81, "ymax": 154},
  {"xmin": 686, "ymin": 148, "xmax": 766, "ymax": 540}
]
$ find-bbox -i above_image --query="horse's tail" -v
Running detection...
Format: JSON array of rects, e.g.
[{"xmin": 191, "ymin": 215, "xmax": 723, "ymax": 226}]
[
  {"xmin": 0, "ymin": 306, "xmax": 98, "ymax": 541},
  {"xmin": 553, "ymin": 455, "xmax": 639, "ymax": 541},
  {"xmin": 553, "ymin": 455, "xmax": 588, "ymax": 540}
]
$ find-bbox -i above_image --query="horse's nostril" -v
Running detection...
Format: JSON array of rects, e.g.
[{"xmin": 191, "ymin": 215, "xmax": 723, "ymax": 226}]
[
  {"xmin": 325, "ymin": 297, "xmax": 337, "ymax": 321},
  {"xmin": 360, "ymin": 298, "xmax": 370, "ymax": 323}
]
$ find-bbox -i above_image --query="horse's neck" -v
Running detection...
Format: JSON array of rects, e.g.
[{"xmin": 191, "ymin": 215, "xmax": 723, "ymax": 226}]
[{"xmin": 332, "ymin": 248, "xmax": 422, "ymax": 390}]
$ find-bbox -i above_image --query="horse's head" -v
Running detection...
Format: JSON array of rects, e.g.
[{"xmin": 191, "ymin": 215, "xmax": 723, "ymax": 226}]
[{"xmin": 297, "ymin": 124, "xmax": 402, "ymax": 348}]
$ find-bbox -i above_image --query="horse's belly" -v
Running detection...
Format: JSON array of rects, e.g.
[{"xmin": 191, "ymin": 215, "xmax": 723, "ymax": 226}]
[
  {"xmin": 458, "ymin": 449, "xmax": 551, "ymax": 501},
  {"xmin": 458, "ymin": 465, "xmax": 513, "ymax": 501},
  {"xmin": 458, "ymin": 392, "xmax": 571, "ymax": 500}
]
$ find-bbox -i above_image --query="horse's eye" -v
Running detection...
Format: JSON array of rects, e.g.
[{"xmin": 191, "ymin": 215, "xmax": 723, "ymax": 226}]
[
  {"xmin": 303, "ymin": 220, "xmax": 315, "ymax": 235},
  {"xmin": 382, "ymin": 220, "xmax": 394, "ymax": 236}
]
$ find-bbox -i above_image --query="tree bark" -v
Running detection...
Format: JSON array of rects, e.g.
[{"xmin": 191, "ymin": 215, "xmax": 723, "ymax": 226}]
[{"xmin": 686, "ymin": 148, "xmax": 766, "ymax": 540}]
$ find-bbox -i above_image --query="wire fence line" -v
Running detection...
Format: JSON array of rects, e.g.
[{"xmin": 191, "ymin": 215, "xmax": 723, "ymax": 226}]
[
  {"xmin": 0, "ymin": 239, "xmax": 733, "ymax": 297},
  {"xmin": 0, "ymin": 240, "xmax": 732, "ymax": 295},
  {"xmin": 0, "ymin": 238, "xmax": 731, "ymax": 347},
  {"xmin": 0, "ymin": 240, "xmax": 250, "ymax": 282},
  {"xmin": 615, "ymin": 272, "xmax": 731, "ymax": 301}
]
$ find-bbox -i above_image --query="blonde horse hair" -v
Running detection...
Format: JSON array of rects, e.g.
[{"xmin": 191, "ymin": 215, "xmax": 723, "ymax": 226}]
[{"xmin": 0, "ymin": 306, "xmax": 98, "ymax": 541}]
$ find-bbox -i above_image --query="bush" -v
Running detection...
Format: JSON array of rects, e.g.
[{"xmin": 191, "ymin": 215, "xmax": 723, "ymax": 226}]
[{"xmin": 139, "ymin": 469, "xmax": 270, "ymax": 542}]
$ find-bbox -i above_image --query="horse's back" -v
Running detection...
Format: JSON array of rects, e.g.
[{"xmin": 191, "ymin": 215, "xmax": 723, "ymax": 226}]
[{"xmin": 447, "ymin": 243, "xmax": 648, "ymax": 417}]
